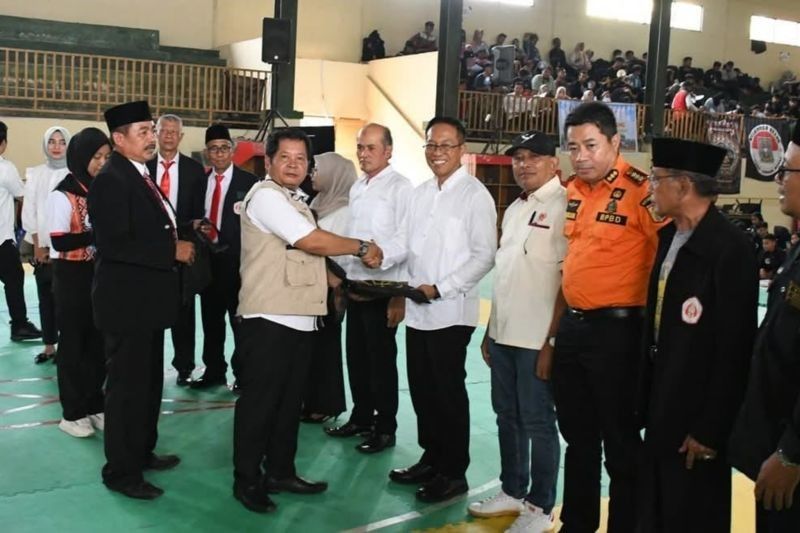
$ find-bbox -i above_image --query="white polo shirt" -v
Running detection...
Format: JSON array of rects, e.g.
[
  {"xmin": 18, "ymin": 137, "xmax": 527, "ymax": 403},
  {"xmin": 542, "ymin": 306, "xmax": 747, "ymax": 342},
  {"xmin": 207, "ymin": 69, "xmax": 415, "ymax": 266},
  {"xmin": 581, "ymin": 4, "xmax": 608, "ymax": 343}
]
[{"xmin": 488, "ymin": 176, "xmax": 567, "ymax": 349}]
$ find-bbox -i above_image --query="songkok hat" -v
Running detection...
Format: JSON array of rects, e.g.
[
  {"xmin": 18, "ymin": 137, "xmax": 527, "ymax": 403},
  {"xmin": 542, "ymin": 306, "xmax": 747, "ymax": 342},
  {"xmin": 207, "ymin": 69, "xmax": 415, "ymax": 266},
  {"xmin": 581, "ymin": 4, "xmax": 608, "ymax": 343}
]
[
  {"xmin": 205, "ymin": 124, "xmax": 232, "ymax": 144},
  {"xmin": 104, "ymin": 101, "xmax": 152, "ymax": 132},
  {"xmin": 651, "ymin": 137, "xmax": 726, "ymax": 178},
  {"xmin": 505, "ymin": 130, "xmax": 556, "ymax": 157}
]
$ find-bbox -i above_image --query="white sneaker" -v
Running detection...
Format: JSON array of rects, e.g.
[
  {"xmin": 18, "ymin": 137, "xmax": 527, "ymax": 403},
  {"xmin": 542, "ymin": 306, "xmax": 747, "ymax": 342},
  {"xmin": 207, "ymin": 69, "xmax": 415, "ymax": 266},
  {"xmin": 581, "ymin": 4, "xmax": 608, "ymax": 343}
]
[
  {"xmin": 88, "ymin": 413, "xmax": 105, "ymax": 431},
  {"xmin": 505, "ymin": 503, "xmax": 555, "ymax": 533},
  {"xmin": 468, "ymin": 490, "xmax": 525, "ymax": 518},
  {"xmin": 59, "ymin": 417, "xmax": 95, "ymax": 438}
]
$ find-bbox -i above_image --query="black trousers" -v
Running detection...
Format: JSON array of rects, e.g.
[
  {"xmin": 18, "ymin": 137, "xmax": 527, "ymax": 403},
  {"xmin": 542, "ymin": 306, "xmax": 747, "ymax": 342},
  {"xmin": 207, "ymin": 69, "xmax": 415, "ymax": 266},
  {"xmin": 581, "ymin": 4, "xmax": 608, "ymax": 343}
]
[
  {"xmin": 345, "ymin": 298, "xmax": 398, "ymax": 434},
  {"xmin": 303, "ymin": 319, "xmax": 346, "ymax": 417},
  {"xmin": 200, "ymin": 254, "xmax": 240, "ymax": 379},
  {"xmin": 406, "ymin": 325, "xmax": 474, "ymax": 479},
  {"xmin": 33, "ymin": 262, "xmax": 58, "ymax": 345},
  {"xmin": 637, "ymin": 447, "xmax": 731, "ymax": 533},
  {"xmin": 552, "ymin": 311, "xmax": 642, "ymax": 533},
  {"xmin": 0, "ymin": 239, "xmax": 28, "ymax": 325},
  {"xmin": 233, "ymin": 318, "xmax": 313, "ymax": 486},
  {"xmin": 168, "ymin": 296, "xmax": 196, "ymax": 374},
  {"xmin": 101, "ymin": 329, "xmax": 165, "ymax": 487},
  {"xmin": 53, "ymin": 260, "xmax": 104, "ymax": 421},
  {"xmin": 756, "ymin": 489, "xmax": 800, "ymax": 533}
]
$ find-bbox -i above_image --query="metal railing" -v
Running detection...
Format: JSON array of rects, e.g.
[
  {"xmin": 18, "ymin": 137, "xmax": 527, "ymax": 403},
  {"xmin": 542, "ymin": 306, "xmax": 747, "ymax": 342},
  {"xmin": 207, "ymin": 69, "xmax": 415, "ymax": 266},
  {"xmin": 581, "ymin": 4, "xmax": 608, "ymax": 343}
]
[{"xmin": 0, "ymin": 47, "xmax": 269, "ymax": 126}]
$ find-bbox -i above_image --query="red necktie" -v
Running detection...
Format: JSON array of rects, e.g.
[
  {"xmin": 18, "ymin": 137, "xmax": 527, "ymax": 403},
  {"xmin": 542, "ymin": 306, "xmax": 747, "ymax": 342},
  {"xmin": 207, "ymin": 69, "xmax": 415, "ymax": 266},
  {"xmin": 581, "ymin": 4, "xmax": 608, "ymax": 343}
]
[
  {"xmin": 142, "ymin": 172, "xmax": 176, "ymax": 240},
  {"xmin": 160, "ymin": 160, "xmax": 175, "ymax": 197},
  {"xmin": 208, "ymin": 174, "xmax": 224, "ymax": 241}
]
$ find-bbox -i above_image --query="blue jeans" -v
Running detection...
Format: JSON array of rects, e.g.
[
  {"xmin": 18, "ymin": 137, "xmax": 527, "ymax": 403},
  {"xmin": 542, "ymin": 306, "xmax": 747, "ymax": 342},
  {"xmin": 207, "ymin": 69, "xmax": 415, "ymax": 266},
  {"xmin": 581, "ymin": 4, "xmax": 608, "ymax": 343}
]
[{"xmin": 489, "ymin": 338, "xmax": 560, "ymax": 513}]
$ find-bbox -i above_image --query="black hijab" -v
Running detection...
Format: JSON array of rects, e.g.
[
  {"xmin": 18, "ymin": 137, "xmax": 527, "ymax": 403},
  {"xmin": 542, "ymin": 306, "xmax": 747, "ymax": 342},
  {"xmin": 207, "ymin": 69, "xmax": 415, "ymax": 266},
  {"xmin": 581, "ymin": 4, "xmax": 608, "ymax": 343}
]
[{"xmin": 66, "ymin": 127, "xmax": 111, "ymax": 187}]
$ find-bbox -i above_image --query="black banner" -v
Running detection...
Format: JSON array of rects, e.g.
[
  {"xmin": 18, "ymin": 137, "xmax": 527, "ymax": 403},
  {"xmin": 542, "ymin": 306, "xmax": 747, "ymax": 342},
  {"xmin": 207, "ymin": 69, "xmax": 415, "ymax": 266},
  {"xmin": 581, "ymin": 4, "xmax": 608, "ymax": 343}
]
[
  {"xmin": 706, "ymin": 116, "xmax": 743, "ymax": 194},
  {"xmin": 743, "ymin": 117, "xmax": 794, "ymax": 182}
]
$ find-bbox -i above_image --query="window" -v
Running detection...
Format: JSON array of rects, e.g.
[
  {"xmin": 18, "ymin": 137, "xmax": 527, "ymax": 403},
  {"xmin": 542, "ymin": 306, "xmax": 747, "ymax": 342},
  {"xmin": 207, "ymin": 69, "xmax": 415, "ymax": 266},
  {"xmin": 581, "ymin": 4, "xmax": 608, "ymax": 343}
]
[
  {"xmin": 751, "ymin": 16, "xmax": 800, "ymax": 47},
  {"xmin": 586, "ymin": 1, "xmax": 704, "ymax": 32},
  {"xmin": 473, "ymin": 0, "xmax": 534, "ymax": 6}
]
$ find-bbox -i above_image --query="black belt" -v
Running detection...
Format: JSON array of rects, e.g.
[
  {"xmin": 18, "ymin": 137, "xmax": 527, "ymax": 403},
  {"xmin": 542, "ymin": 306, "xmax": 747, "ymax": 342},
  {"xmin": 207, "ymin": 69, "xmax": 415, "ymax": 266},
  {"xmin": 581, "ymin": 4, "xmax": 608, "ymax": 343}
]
[{"xmin": 567, "ymin": 306, "xmax": 644, "ymax": 320}]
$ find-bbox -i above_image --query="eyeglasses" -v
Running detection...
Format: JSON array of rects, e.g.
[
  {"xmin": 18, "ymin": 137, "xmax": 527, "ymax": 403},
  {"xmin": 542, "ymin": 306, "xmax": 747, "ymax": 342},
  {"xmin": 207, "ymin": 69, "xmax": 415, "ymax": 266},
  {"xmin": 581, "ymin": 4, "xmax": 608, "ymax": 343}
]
[
  {"xmin": 207, "ymin": 145, "xmax": 232, "ymax": 155},
  {"xmin": 423, "ymin": 143, "xmax": 464, "ymax": 153},
  {"xmin": 774, "ymin": 166, "xmax": 800, "ymax": 183},
  {"xmin": 648, "ymin": 172, "xmax": 682, "ymax": 185}
]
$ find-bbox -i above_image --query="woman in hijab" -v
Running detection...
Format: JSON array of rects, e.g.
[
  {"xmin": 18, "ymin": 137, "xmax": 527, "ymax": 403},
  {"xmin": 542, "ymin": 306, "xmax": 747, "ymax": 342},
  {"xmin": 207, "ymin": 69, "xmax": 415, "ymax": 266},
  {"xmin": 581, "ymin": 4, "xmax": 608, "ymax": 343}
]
[
  {"xmin": 46, "ymin": 127, "xmax": 111, "ymax": 438},
  {"xmin": 302, "ymin": 152, "xmax": 356, "ymax": 423},
  {"xmin": 23, "ymin": 126, "xmax": 70, "ymax": 364}
]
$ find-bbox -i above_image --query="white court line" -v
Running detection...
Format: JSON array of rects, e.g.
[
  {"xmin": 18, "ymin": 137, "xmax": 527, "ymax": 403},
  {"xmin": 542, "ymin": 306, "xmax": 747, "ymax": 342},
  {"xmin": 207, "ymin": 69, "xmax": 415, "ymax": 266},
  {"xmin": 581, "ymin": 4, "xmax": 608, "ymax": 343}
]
[{"xmin": 341, "ymin": 478, "xmax": 501, "ymax": 533}]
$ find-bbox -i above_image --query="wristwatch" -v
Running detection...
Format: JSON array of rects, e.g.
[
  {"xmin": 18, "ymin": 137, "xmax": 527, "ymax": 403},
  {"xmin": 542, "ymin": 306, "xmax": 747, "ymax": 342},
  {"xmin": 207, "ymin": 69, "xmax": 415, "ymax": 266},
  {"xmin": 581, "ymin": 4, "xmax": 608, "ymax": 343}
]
[
  {"xmin": 354, "ymin": 240, "xmax": 370, "ymax": 258},
  {"xmin": 547, "ymin": 336, "xmax": 556, "ymax": 348}
]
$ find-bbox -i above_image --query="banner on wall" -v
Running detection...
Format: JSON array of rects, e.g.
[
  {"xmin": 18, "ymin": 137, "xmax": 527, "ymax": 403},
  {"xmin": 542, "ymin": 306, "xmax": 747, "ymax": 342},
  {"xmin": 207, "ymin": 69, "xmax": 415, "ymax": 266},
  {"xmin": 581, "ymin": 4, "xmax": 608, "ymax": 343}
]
[
  {"xmin": 557, "ymin": 100, "xmax": 638, "ymax": 152},
  {"xmin": 706, "ymin": 116, "xmax": 743, "ymax": 195},
  {"xmin": 743, "ymin": 117, "xmax": 793, "ymax": 182}
]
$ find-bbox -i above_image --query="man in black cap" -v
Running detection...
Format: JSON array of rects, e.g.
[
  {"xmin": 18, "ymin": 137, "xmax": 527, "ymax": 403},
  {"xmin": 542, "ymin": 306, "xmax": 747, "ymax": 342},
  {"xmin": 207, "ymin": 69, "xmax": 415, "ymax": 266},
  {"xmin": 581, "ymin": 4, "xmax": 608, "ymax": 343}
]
[
  {"xmin": 729, "ymin": 122, "xmax": 800, "ymax": 532},
  {"xmin": 636, "ymin": 138, "xmax": 758, "ymax": 532},
  {"xmin": 191, "ymin": 124, "xmax": 259, "ymax": 391},
  {"xmin": 88, "ymin": 100, "xmax": 196, "ymax": 499}
]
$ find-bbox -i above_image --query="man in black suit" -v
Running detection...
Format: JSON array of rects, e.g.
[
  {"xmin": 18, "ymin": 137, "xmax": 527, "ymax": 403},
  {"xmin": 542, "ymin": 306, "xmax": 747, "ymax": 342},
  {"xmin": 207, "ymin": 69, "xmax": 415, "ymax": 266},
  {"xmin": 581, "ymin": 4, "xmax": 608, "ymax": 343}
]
[
  {"xmin": 191, "ymin": 124, "xmax": 259, "ymax": 390},
  {"xmin": 88, "ymin": 101, "xmax": 195, "ymax": 500},
  {"xmin": 146, "ymin": 114, "xmax": 206, "ymax": 386}
]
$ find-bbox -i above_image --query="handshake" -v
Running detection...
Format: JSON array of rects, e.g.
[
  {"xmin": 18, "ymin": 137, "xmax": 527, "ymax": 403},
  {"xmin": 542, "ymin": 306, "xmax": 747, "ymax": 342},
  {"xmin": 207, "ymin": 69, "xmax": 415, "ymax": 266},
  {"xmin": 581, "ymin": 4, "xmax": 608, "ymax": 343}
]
[{"xmin": 360, "ymin": 241, "xmax": 383, "ymax": 269}]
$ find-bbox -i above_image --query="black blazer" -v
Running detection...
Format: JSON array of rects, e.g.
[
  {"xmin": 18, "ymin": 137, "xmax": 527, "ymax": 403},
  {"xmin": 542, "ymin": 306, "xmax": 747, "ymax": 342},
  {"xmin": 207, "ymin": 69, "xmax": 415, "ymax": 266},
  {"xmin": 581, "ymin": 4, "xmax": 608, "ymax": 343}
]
[
  {"xmin": 637, "ymin": 206, "xmax": 758, "ymax": 454},
  {"xmin": 88, "ymin": 151, "xmax": 179, "ymax": 333},
  {"xmin": 205, "ymin": 166, "xmax": 259, "ymax": 258},
  {"xmin": 146, "ymin": 153, "xmax": 206, "ymax": 224}
]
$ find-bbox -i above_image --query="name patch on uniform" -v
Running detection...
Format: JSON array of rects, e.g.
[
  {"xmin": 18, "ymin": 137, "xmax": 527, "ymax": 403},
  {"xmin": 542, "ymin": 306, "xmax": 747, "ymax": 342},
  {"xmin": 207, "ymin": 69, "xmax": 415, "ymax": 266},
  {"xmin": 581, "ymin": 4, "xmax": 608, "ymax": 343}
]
[
  {"xmin": 596, "ymin": 212, "xmax": 628, "ymax": 225},
  {"xmin": 566, "ymin": 199, "xmax": 581, "ymax": 220}
]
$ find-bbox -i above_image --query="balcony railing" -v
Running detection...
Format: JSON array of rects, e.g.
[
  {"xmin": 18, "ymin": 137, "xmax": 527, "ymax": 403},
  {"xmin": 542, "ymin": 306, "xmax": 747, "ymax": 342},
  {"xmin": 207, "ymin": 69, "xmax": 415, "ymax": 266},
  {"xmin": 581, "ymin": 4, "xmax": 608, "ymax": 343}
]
[{"xmin": 0, "ymin": 47, "xmax": 269, "ymax": 126}]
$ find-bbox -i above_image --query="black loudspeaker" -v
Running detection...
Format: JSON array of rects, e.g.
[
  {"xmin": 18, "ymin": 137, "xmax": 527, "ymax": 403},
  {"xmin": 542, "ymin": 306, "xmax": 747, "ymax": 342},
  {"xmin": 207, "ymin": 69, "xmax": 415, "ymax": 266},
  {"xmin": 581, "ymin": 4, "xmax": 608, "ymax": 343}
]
[
  {"xmin": 262, "ymin": 18, "xmax": 292, "ymax": 64},
  {"xmin": 751, "ymin": 40, "xmax": 767, "ymax": 54}
]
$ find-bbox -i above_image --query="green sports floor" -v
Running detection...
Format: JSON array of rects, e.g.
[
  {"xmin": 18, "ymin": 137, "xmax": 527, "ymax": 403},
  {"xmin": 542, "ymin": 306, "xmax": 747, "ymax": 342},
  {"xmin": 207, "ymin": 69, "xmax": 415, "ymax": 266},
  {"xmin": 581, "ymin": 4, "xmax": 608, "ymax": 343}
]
[{"xmin": 0, "ymin": 272, "xmax": 758, "ymax": 532}]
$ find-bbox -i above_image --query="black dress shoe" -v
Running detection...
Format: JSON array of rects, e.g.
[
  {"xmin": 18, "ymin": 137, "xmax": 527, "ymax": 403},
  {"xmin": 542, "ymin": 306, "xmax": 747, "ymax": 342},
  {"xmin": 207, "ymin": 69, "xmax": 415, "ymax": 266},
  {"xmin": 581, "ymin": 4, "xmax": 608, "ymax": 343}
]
[
  {"xmin": 10, "ymin": 321, "xmax": 42, "ymax": 342},
  {"xmin": 190, "ymin": 373, "xmax": 227, "ymax": 389},
  {"xmin": 324, "ymin": 421, "xmax": 372, "ymax": 438},
  {"xmin": 389, "ymin": 462, "xmax": 436, "ymax": 484},
  {"xmin": 356, "ymin": 433, "xmax": 396, "ymax": 454},
  {"xmin": 263, "ymin": 475, "xmax": 328, "ymax": 494},
  {"xmin": 231, "ymin": 380, "xmax": 242, "ymax": 396},
  {"xmin": 105, "ymin": 480, "xmax": 164, "ymax": 500},
  {"xmin": 34, "ymin": 351, "xmax": 56, "ymax": 364},
  {"xmin": 233, "ymin": 482, "xmax": 277, "ymax": 513},
  {"xmin": 415, "ymin": 474, "xmax": 468, "ymax": 503},
  {"xmin": 145, "ymin": 454, "xmax": 181, "ymax": 471},
  {"xmin": 176, "ymin": 372, "xmax": 193, "ymax": 386}
]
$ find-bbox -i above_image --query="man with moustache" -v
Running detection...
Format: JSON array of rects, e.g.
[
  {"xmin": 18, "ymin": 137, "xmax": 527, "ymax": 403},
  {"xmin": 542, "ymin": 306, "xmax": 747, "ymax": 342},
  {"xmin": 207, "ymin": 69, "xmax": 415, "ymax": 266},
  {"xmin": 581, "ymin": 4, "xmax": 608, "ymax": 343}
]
[
  {"xmin": 729, "ymin": 124, "xmax": 800, "ymax": 532},
  {"xmin": 636, "ymin": 138, "xmax": 757, "ymax": 533},
  {"xmin": 192, "ymin": 125, "xmax": 258, "ymax": 391},
  {"xmin": 146, "ymin": 114, "xmax": 206, "ymax": 386},
  {"xmin": 88, "ymin": 101, "xmax": 195, "ymax": 499},
  {"xmin": 388, "ymin": 116, "xmax": 496, "ymax": 503},
  {"xmin": 232, "ymin": 128, "xmax": 382, "ymax": 513},
  {"xmin": 554, "ymin": 101, "xmax": 667, "ymax": 532},
  {"xmin": 324, "ymin": 123, "xmax": 412, "ymax": 455}
]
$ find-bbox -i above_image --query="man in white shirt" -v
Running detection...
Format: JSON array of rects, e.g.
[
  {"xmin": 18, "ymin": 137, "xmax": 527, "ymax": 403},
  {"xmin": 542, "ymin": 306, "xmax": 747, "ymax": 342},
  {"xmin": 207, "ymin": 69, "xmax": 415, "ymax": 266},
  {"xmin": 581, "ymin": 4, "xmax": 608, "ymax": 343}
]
[
  {"xmin": 388, "ymin": 116, "xmax": 497, "ymax": 503},
  {"xmin": 468, "ymin": 131, "xmax": 567, "ymax": 532},
  {"xmin": 232, "ymin": 128, "xmax": 382, "ymax": 513},
  {"xmin": 0, "ymin": 121, "xmax": 41, "ymax": 342},
  {"xmin": 324, "ymin": 124, "xmax": 412, "ymax": 455}
]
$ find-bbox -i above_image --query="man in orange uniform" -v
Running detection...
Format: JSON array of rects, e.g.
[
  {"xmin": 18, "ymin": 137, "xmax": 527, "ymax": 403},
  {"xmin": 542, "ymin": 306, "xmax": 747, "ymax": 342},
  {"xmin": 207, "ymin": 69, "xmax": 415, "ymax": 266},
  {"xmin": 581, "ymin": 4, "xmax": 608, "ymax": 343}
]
[{"xmin": 548, "ymin": 102, "xmax": 666, "ymax": 533}]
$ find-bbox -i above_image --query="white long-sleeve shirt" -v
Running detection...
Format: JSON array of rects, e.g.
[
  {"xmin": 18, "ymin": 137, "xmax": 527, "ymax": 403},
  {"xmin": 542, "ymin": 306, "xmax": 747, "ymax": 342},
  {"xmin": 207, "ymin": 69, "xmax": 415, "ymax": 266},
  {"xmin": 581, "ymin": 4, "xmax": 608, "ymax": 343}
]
[
  {"xmin": 0, "ymin": 156, "xmax": 24, "ymax": 243},
  {"xmin": 22, "ymin": 164, "xmax": 68, "ymax": 247},
  {"xmin": 402, "ymin": 166, "xmax": 497, "ymax": 330}
]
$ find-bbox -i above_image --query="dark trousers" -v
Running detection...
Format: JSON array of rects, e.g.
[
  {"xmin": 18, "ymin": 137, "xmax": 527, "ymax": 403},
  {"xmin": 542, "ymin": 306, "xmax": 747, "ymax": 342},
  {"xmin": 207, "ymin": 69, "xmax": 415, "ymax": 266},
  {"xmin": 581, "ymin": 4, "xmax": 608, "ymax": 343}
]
[
  {"xmin": 0, "ymin": 239, "xmax": 28, "ymax": 325},
  {"xmin": 304, "ymin": 319, "xmax": 346, "ymax": 417},
  {"xmin": 756, "ymin": 489, "xmax": 800, "ymax": 533},
  {"xmin": 552, "ymin": 311, "xmax": 643, "ymax": 533},
  {"xmin": 345, "ymin": 298, "xmax": 398, "ymax": 434},
  {"xmin": 53, "ymin": 261, "xmax": 104, "ymax": 421},
  {"xmin": 102, "ymin": 329, "xmax": 165, "ymax": 487},
  {"xmin": 406, "ymin": 325, "xmax": 474, "ymax": 479},
  {"xmin": 200, "ymin": 254, "xmax": 240, "ymax": 379},
  {"xmin": 637, "ymin": 447, "xmax": 731, "ymax": 533},
  {"xmin": 33, "ymin": 262, "xmax": 58, "ymax": 345},
  {"xmin": 234, "ymin": 318, "xmax": 313, "ymax": 486},
  {"xmin": 169, "ymin": 296, "xmax": 196, "ymax": 374}
]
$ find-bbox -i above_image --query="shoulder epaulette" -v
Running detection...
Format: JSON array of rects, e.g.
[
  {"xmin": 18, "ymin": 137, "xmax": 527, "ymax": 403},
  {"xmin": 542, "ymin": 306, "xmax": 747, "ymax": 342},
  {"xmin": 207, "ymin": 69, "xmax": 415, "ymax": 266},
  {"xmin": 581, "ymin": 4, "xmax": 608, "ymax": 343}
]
[
  {"xmin": 640, "ymin": 193, "xmax": 666, "ymax": 223},
  {"xmin": 625, "ymin": 166, "xmax": 648, "ymax": 185},
  {"xmin": 604, "ymin": 169, "xmax": 619, "ymax": 184}
]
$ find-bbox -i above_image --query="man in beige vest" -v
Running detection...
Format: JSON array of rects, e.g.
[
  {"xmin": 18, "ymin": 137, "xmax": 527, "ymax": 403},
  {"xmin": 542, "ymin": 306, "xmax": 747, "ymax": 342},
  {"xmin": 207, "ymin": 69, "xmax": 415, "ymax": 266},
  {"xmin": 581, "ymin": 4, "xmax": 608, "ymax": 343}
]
[{"xmin": 232, "ymin": 128, "xmax": 382, "ymax": 514}]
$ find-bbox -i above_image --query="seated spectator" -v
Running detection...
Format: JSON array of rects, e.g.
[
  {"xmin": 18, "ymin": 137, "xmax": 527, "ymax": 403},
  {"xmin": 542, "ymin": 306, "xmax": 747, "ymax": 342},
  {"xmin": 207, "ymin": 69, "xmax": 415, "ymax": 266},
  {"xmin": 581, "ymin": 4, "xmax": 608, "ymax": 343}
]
[
  {"xmin": 548, "ymin": 38, "xmax": 567, "ymax": 70},
  {"xmin": 474, "ymin": 64, "xmax": 495, "ymax": 92},
  {"xmin": 531, "ymin": 67, "xmax": 555, "ymax": 95},
  {"xmin": 490, "ymin": 33, "xmax": 507, "ymax": 52},
  {"xmin": 510, "ymin": 38, "xmax": 526, "ymax": 62},
  {"xmin": 554, "ymin": 86, "xmax": 569, "ymax": 100},
  {"xmin": 554, "ymin": 68, "xmax": 569, "ymax": 89},
  {"xmin": 568, "ymin": 42, "xmax": 591, "ymax": 73},
  {"xmin": 753, "ymin": 221, "xmax": 769, "ymax": 252},
  {"xmin": 611, "ymin": 49, "xmax": 623, "ymax": 61},
  {"xmin": 581, "ymin": 90, "xmax": 595, "ymax": 102},
  {"xmin": 624, "ymin": 50, "xmax": 646, "ymax": 71},
  {"xmin": 401, "ymin": 21, "xmax": 437, "ymax": 55},
  {"xmin": 786, "ymin": 97, "xmax": 800, "ymax": 119},
  {"xmin": 517, "ymin": 67, "xmax": 533, "ymax": 89},
  {"xmin": 764, "ymin": 93, "xmax": 785, "ymax": 117},
  {"xmin": 628, "ymin": 65, "xmax": 643, "ymax": 92},
  {"xmin": 568, "ymin": 71, "xmax": 590, "ymax": 99},
  {"xmin": 504, "ymin": 81, "xmax": 532, "ymax": 119},
  {"xmin": 703, "ymin": 93, "xmax": 726, "ymax": 114},
  {"xmin": 678, "ymin": 56, "xmax": 694, "ymax": 81},
  {"xmin": 606, "ymin": 56, "xmax": 626, "ymax": 79},
  {"xmin": 361, "ymin": 30, "xmax": 386, "ymax": 62},
  {"xmin": 522, "ymin": 33, "xmax": 541, "ymax": 65},
  {"xmin": 671, "ymin": 81, "xmax": 693, "ymax": 112},
  {"xmin": 470, "ymin": 29, "xmax": 489, "ymax": 55},
  {"xmin": 704, "ymin": 61, "xmax": 723, "ymax": 88},
  {"xmin": 758, "ymin": 234, "xmax": 785, "ymax": 280}
]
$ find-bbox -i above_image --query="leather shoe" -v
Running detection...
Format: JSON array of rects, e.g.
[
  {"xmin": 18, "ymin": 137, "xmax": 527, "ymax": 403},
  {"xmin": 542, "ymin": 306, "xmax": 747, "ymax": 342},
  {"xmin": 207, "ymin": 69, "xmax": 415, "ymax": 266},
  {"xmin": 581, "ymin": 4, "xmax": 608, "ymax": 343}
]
[
  {"xmin": 10, "ymin": 321, "xmax": 42, "ymax": 342},
  {"xmin": 231, "ymin": 380, "xmax": 242, "ymax": 395},
  {"xmin": 415, "ymin": 474, "xmax": 468, "ymax": 503},
  {"xmin": 356, "ymin": 433, "xmax": 396, "ymax": 454},
  {"xmin": 190, "ymin": 373, "xmax": 227, "ymax": 389},
  {"xmin": 324, "ymin": 421, "xmax": 372, "ymax": 438},
  {"xmin": 105, "ymin": 480, "xmax": 163, "ymax": 500},
  {"xmin": 176, "ymin": 372, "xmax": 192, "ymax": 386},
  {"xmin": 145, "ymin": 454, "xmax": 180, "ymax": 471},
  {"xmin": 34, "ymin": 351, "xmax": 56, "ymax": 364},
  {"xmin": 233, "ymin": 482, "xmax": 276, "ymax": 513},
  {"xmin": 263, "ymin": 475, "xmax": 328, "ymax": 494},
  {"xmin": 389, "ymin": 462, "xmax": 436, "ymax": 484}
]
